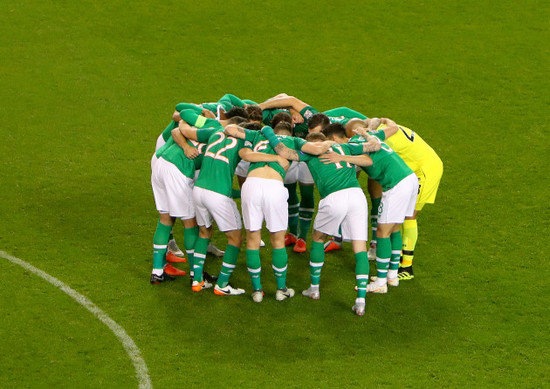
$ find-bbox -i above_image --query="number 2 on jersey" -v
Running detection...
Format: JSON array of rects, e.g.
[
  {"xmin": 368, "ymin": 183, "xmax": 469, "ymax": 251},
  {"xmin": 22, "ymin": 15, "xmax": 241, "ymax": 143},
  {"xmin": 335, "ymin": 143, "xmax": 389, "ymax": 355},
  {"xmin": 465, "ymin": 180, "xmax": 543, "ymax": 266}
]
[{"xmin": 204, "ymin": 132, "xmax": 238, "ymax": 164}]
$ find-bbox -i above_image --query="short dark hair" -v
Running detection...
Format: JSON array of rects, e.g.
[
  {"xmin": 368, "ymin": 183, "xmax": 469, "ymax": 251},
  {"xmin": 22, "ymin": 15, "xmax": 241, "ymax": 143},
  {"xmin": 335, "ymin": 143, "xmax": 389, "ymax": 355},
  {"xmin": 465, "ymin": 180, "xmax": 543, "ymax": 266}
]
[
  {"xmin": 225, "ymin": 107, "xmax": 248, "ymax": 119},
  {"xmin": 308, "ymin": 113, "xmax": 330, "ymax": 131},
  {"xmin": 243, "ymin": 122, "xmax": 263, "ymax": 132},
  {"xmin": 322, "ymin": 123, "xmax": 347, "ymax": 139},
  {"xmin": 245, "ymin": 105, "xmax": 263, "ymax": 122},
  {"xmin": 271, "ymin": 112, "xmax": 293, "ymax": 129},
  {"xmin": 305, "ymin": 132, "xmax": 327, "ymax": 142},
  {"xmin": 273, "ymin": 121, "xmax": 292, "ymax": 135},
  {"xmin": 226, "ymin": 116, "xmax": 248, "ymax": 125}
]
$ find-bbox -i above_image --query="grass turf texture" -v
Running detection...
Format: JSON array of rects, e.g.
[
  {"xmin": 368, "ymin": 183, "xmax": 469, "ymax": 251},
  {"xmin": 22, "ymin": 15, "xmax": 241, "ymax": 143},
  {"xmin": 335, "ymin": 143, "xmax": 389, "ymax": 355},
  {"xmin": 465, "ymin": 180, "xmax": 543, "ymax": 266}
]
[{"xmin": 0, "ymin": 0, "xmax": 548, "ymax": 387}]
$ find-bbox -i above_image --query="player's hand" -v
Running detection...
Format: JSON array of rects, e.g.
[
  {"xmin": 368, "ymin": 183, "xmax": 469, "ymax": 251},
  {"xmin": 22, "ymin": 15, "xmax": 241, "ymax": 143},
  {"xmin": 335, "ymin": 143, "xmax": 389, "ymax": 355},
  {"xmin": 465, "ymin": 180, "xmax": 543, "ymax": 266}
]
[
  {"xmin": 276, "ymin": 156, "xmax": 290, "ymax": 171},
  {"xmin": 367, "ymin": 118, "xmax": 381, "ymax": 131},
  {"xmin": 183, "ymin": 145, "xmax": 199, "ymax": 159},
  {"xmin": 319, "ymin": 151, "xmax": 343, "ymax": 164},
  {"xmin": 172, "ymin": 110, "xmax": 182, "ymax": 121},
  {"xmin": 352, "ymin": 127, "xmax": 369, "ymax": 138},
  {"xmin": 201, "ymin": 109, "xmax": 216, "ymax": 119}
]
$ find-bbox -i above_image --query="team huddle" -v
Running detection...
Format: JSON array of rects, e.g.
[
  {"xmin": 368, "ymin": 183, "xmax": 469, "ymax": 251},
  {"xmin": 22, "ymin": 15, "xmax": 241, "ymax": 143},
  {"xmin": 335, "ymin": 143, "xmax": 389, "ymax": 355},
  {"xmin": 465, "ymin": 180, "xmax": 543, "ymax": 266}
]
[{"xmin": 150, "ymin": 93, "xmax": 443, "ymax": 316}]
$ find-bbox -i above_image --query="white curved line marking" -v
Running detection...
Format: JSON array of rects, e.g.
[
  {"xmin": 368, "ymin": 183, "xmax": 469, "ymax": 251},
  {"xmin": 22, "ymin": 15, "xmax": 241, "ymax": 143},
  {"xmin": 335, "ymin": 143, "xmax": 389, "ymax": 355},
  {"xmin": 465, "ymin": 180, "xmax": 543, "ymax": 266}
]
[{"xmin": 0, "ymin": 250, "xmax": 152, "ymax": 389}]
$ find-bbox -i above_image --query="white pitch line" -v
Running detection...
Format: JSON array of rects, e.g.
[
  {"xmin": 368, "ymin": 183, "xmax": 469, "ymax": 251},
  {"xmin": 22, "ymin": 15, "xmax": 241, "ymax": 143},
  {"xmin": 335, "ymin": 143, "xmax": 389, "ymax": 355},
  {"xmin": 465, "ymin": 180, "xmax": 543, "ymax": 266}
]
[{"xmin": 0, "ymin": 250, "xmax": 152, "ymax": 389}]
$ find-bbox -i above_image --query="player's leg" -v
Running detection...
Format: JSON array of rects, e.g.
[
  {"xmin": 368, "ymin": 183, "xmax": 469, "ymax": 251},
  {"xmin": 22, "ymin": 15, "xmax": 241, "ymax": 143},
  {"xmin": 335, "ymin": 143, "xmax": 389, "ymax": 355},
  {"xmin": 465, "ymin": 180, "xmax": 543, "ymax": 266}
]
[
  {"xmin": 367, "ymin": 222, "xmax": 393, "ymax": 293},
  {"xmin": 182, "ymin": 217, "xmax": 199, "ymax": 279},
  {"xmin": 303, "ymin": 228, "xmax": 326, "ymax": 299},
  {"xmin": 271, "ymin": 230, "xmax": 295, "ymax": 301},
  {"xmin": 284, "ymin": 162, "xmax": 300, "ymax": 245},
  {"xmin": 214, "ymin": 228, "xmax": 245, "ymax": 295},
  {"xmin": 241, "ymin": 177, "xmax": 264, "ymax": 300},
  {"xmin": 296, "ymin": 162, "xmax": 315, "ymax": 252},
  {"xmin": 340, "ymin": 188, "xmax": 369, "ymax": 315},
  {"xmin": 400, "ymin": 166, "xmax": 440, "ymax": 280},
  {"xmin": 351, "ymin": 240, "xmax": 369, "ymax": 316},
  {"xmin": 151, "ymin": 213, "xmax": 176, "ymax": 283},
  {"xmin": 285, "ymin": 182, "xmax": 299, "ymax": 243},
  {"xmin": 400, "ymin": 211, "xmax": 419, "ymax": 280},
  {"xmin": 262, "ymin": 179, "xmax": 294, "ymax": 300},
  {"xmin": 368, "ymin": 179, "xmax": 382, "ymax": 260},
  {"xmin": 246, "ymin": 229, "xmax": 263, "ymax": 302},
  {"xmin": 150, "ymin": 159, "xmax": 179, "ymax": 283},
  {"xmin": 388, "ymin": 224, "xmax": 403, "ymax": 286},
  {"xmin": 191, "ymin": 187, "xmax": 214, "ymax": 289}
]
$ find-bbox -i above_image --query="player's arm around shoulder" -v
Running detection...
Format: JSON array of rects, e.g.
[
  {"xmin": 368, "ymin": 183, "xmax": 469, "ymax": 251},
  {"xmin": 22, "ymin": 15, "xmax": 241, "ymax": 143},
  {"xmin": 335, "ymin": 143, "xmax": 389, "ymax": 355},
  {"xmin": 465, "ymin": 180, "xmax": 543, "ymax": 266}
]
[
  {"xmin": 239, "ymin": 148, "xmax": 289, "ymax": 170},
  {"xmin": 319, "ymin": 147, "xmax": 373, "ymax": 167}
]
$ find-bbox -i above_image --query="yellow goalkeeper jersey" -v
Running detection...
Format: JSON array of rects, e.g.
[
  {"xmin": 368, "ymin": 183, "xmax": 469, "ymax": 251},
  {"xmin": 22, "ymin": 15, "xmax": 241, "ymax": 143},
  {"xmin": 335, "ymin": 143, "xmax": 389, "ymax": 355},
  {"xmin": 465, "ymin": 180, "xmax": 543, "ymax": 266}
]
[{"xmin": 373, "ymin": 123, "xmax": 442, "ymax": 173}]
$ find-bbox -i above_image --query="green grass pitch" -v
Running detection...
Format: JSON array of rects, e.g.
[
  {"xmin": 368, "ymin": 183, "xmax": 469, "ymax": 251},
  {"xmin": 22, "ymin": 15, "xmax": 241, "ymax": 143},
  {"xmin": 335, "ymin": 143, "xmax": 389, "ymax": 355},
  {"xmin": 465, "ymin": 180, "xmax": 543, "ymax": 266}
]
[{"xmin": 0, "ymin": 0, "xmax": 548, "ymax": 387}]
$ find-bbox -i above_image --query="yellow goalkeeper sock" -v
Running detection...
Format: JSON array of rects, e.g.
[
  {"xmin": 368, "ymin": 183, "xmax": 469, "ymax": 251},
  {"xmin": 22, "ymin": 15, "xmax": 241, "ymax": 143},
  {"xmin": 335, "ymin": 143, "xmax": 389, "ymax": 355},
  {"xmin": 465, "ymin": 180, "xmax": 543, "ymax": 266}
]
[{"xmin": 401, "ymin": 219, "xmax": 418, "ymax": 267}]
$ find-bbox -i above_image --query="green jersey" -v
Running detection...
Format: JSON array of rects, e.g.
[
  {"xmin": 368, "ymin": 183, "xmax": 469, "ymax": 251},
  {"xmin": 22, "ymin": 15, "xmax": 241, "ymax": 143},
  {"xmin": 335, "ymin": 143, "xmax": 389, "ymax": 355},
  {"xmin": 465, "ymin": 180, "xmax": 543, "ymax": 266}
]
[
  {"xmin": 156, "ymin": 138, "xmax": 205, "ymax": 179},
  {"xmin": 200, "ymin": 94, "xmax": 247, "ymax": 114},
  {"xmin": 293, "ymin": 106, "xmax": 319, "ymax": 139},
  {"xmin": 245, "ymin": 131, "xmax": 307, "ymax": 180},
  {"xmin": 349, "ymin": 135, "xmax": 413, "ymax": 191},
  {"xmin": 175, "ymin": 103, "xmax": 203, "ymax": 114},
  {"xmin": 194, "ymin": 128, "xmax": 256, "ymax": 197},
  {"xmin": 160, "ymin": 120, "xmax": 178, "ymax": 142},
  {"xmin": 323, "ymin": 107, "xmax": 367, "ymax": 126},
  {"xmin": 300, "ymin": 143, "xmax": 364, "ymax": 199}
]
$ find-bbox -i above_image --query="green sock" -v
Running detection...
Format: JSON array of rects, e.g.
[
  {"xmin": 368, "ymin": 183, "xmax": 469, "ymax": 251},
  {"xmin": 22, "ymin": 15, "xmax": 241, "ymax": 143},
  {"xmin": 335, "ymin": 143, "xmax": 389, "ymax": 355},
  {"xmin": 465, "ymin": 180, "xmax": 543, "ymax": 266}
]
[
  {"xmin": 246, "ymin": 249, "xmax": 262, "ymax": 291},
  {"xmin": 231, "ymin": 188, "xmax": 241, "ymax": 199},
  {"xmin": 298, "ymin": 184, "xmax": 314, "ymax": 240},
  {"xmin": 389, "ymin": 231, "xmax": 403, "ymax": 272},
  {"xmin": 355, "ymin": 251, "xmax": 369, "ymax": 298},
  {"xmin": 193, "ymin": 237, "xmax": 210, "ymax": 282},
  {"xmin": 272, "ymin": 248, "xmax": 288, "ymax": 290},
  {"xmin": 285, "ymin": 183, "xmax": 299, "ymax": 236},
  {"xmin": 153, "ymin": 220, "xmax": 172, "ymax": 270},
  {"xmin": 217, "ymin": 244, "xmax": 241, "ymax": 288},
  {"xmin": 309, "ymin": 241, "xmax": 325, "ymax": 285},
  {"xmin": 184, "ymin": 226, "xmax": 199, "ymax": 276},
  {"xmin": 375, "ymin": 236, "xmax": 391, "ymax": 279},
  {"xmin": 370, "ymin": 197, "xmax": 381, "ymax": 244}
]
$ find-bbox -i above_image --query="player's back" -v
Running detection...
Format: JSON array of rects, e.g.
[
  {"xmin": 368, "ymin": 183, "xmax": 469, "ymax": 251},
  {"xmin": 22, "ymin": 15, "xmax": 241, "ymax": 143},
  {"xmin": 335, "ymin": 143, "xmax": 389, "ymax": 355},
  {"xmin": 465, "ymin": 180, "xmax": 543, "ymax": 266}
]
[
  {"xmin": 195, "ymin": 129, "xmax": 245, "ymax": 197},
  {"xmin": 377, "ymin": 124, "xmax": 442, "ymax": 172},
  {"xmin": 302, "ymin": 143, "xmax": 362, "ymax": 199}
]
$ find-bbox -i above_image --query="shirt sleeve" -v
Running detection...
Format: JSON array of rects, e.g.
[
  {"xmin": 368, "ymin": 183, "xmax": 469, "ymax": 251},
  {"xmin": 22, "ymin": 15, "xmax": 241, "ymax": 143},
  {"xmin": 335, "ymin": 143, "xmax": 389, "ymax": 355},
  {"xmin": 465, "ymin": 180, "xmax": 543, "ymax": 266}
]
[
  {"xmin": 196, "ymin": 128, "xmax": 218, "ymax": 143},
  {"xmin": 175, "ymin": 103, "xmax": 202, "ymax": 114},
  {"xmin": 244, "ymin": 131, "xmax": 258, "ymax": 149},
  {"xmin": 299, "ymin": 106, "xmax": 319, "ymax": 121},
  {"xmin": 346, "ymin": 143, "xmax": 364, "ymax": 156},
  {"xmin": 371, "ymin": 130, "xmax": 386, "ymax": 141},
  {"xmin": 293, "ymin": 137, "xmax": 307, "ymax": 150},
  {"xmin": 179, "ymin": 109, "xmax": 208, "ymax": 128}
]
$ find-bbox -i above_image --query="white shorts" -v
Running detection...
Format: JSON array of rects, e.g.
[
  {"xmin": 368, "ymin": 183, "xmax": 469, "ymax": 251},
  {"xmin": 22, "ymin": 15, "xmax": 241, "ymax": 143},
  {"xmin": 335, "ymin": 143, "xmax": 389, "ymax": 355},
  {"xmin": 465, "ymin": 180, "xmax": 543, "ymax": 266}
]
[
  {"xmin": 241, "ymin": 177, "xmax": 289, "ymax": 232},
  {"xmin": 193, "ymin": 186, "xmax": 242, "ymax": 231},
  {"xmin": 235, "ymin": 160, "xmax": 250, "ymax": 178},
  {"xmin": 151, "ymin": 134, "xmax": 167, "ymax": 170},
  {"xmin": 155, "ymin": 133, "xmax": 166, "ymax": 151},
  {"xmin": 284, "ymin": 161, "xmax": 299, "ymax": 184},
  {"xmin": 314, "ymin": 187, "xmax": 369, "ymax": 241},
  {"xmin": 151, "ymin": 157, "xmax": 195, "ymax": 219},
  {"xmin": 298, "ymin": 161, "xmax": 314, "ymax": 184},
  {"xmin": 378, "ymin": 173, "xmax": 419, "ymax": 224}
]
